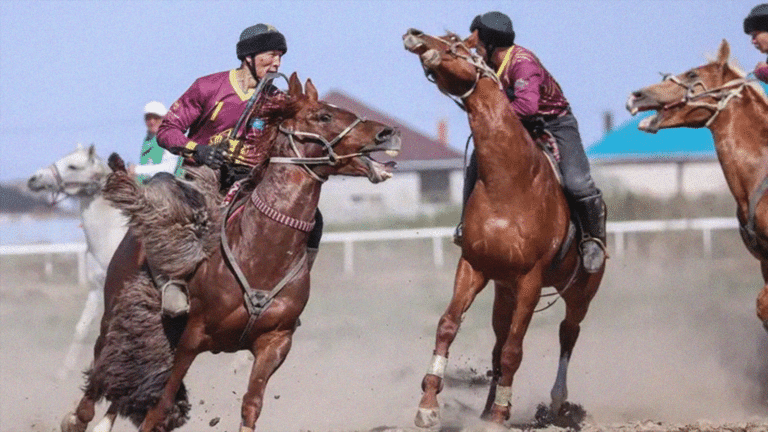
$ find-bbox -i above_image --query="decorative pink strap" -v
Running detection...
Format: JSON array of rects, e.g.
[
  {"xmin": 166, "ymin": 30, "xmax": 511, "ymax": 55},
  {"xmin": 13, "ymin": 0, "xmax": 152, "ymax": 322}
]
[{"xmin": 251, "ymin": 193, "xmax": 316, "ymax": 233}]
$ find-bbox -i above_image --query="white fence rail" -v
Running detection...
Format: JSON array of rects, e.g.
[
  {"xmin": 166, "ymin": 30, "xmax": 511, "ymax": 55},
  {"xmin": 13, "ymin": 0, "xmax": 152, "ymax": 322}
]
[
  {"xmin": 0, "ymin": 217, "xmax": 742, "ymax": 279},
  {"xmin": 0, "ymin": 242, "xmax": 88, "ymax": 285}
]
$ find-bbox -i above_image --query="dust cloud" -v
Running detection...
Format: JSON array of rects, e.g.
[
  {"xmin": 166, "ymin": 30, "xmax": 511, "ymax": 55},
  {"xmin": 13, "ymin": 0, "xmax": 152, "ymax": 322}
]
[{"xmin": 1, "ymin": 233, "xmax": 767, "ymax": 431}]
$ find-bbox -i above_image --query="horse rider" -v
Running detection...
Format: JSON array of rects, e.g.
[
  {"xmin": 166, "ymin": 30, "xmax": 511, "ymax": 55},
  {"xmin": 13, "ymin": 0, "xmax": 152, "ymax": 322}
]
[
  {"xmin": 153, "ymin": 23, "xmax": 322, "ymax": 315},
  {"xmin": 457, "ymin": 11, "xmax": 607, "ymax": 273},
  {"xmin": 133, "ymin": 101, "xmax": 182, "ymax": 184},
  {"xmin": 745, "ymin": 3, "xmax": 768, "ymax": 83}
]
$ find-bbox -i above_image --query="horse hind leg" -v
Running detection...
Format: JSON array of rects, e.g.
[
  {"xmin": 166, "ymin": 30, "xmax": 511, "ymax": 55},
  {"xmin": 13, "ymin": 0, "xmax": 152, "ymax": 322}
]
[
  {"xmin": 549, "ymin": 271, "xmax": 600, "ymax": 416},
  {"xmin": 416, "ymin": 258, "xmax": 488, "ymax": 429}
]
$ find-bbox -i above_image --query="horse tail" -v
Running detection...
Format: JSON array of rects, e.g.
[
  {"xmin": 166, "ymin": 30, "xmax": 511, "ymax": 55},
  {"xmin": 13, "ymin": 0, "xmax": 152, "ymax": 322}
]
[{"xmin": 84, "ymin": 273, "xmax": 190, "ymax": 429}]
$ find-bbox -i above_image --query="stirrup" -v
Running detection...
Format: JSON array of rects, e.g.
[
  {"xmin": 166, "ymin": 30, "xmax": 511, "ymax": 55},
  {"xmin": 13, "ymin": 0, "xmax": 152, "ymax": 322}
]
[
  {"xmin": 453, "ymin": 222, "xmax": 463, "ymax": 247},
  {"xmin": 160, "ymin": 280, "xmax": 189, "ymax": 317},
  {"xmin": 579, "ymin": 237, "xmax": 607, "ymax": 273}
]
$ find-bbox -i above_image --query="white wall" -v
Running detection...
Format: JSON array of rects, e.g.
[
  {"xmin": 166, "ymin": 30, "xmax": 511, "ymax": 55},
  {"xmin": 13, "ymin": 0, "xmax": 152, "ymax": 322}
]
[{"xmin": 593, "ymin": 160, "xmax": 728, "ymax": 198}]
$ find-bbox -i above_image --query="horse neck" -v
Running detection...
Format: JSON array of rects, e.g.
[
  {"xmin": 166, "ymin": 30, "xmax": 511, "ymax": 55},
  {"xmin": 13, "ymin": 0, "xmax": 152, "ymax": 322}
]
[
  {"xmin": 79, "ymin": 192, "xmax": 128, "ymax": 266},
  {"xmin": 237, "ymin": 134, "xmax": 322, "ymax": 246},
  {"xmin": 464, "ymin": 78, "xmax": 541, "ymax": 193},
  {"xmin": 708, "ymin": 85, "xmax": 768, "ymax": 213}
]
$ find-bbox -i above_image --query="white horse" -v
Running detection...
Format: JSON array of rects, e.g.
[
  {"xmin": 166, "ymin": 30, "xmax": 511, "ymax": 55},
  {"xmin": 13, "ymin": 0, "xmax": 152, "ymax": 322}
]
[{"xmin": 28, "ymin": 143, "xmax": 128, "ymax": 381}]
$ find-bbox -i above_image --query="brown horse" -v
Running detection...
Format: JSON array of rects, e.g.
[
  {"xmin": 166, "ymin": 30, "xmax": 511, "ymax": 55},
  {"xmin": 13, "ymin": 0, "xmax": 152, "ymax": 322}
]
[
  {"xmin": 627, "ymin": 39, "xmax": 768, "ymax": 330},
  {"xmin": 60, "ymin": 73, "xmax": 401, "ymax": 432},
  {"xmin": 402, "ymin": 29, "xmax": 604, "ymax": 428}
]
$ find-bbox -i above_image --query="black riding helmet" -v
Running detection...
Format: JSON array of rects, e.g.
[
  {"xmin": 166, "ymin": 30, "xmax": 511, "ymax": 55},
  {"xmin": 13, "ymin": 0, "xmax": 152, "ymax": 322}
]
[
  {"xmin": 470, "ymin": 11, "xmax": 516, "ymax": 49},
  {"xmin": 744, "ymin": 4, "xmax": 768, "ymax": 34},
  {"xmin": 236, "ymin": 23, "xmax": 287, "ymax": 60}
]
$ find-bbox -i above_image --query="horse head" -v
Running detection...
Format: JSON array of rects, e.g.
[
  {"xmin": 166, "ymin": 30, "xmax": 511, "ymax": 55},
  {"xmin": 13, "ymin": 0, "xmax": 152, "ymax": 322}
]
[
  {"xmin": 403, "ymin": 29, "xmax": 498, "ymax": 105},
  {"xmin": 271, "ymin": 72, "xmax": 401, "ymax": 183},
  {"xmin": 28, "ymin": 143, "xmax": 109, "ymax": 198},
  {"xmin": 626, "ymin": 39, "xmax": 756, "ymax": 133}
]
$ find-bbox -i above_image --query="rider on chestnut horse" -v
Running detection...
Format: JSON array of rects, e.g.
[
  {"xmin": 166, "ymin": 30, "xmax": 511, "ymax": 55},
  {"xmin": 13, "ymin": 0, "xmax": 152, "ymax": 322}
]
[
  {"xmin": 153, "ymin": 24, "xmax": 323, "ymax": 314},
  {"xmin": 745, "ymin": 3, "xmax": 768, "ymax": 84},
  {"xmin": 456, "ymin": 11, "xmax": 607, "ymax": 273}
]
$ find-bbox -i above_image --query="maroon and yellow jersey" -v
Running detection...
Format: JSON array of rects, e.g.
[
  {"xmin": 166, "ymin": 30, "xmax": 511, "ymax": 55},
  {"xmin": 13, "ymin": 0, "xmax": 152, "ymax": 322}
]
[
  {"xmin": 496, "ymin": 45, "xmax": 570, "ymax": 120},
  {"xmin": 157, "ymin": 70, "xmax": 285, "ymax": 167}
]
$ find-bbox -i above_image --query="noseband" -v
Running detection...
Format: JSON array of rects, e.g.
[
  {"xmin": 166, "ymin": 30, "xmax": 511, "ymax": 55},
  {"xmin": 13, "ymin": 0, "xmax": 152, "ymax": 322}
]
[
  {"xmin": 270, "ymin": 114, "xmax": 368, "ymax": 182},
  {"xmin": 660, "ymin": 72, "xmax": 755, "ymax": 127},
  {"xmin": 421, "ymin": 37, "xmax": 501, "ymax": 111},
  {"xmin": 43, "ymin": 161, "xmax": 103, "ymax": 204}
]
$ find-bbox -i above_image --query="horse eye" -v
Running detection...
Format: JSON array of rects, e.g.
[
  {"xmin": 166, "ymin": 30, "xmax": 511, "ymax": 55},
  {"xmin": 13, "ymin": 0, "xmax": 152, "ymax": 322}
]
[
  {"xmin": 68, "ymin": 164, "xmax": 80, "ymax": 170},
  {"xmin": 318, "ymin": 113, "xmax": 332, "ymax": 123},
  {"xmin": 686, "ymin": 71, "xmax": 698, "ymax": 79}
]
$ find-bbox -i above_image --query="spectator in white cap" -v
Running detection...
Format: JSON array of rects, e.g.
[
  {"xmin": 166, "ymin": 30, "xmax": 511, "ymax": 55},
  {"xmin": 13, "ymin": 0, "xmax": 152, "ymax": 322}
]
[{"xmin": 134, "ymin": 101, "xmax": 182, "ymax": 183}]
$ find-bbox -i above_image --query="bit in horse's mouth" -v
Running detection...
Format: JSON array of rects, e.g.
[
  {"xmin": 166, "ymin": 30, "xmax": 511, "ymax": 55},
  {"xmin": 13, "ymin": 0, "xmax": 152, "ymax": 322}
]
[{"xmin": 361, "ymin": 150, "xmax": 399, "ymax": 183}]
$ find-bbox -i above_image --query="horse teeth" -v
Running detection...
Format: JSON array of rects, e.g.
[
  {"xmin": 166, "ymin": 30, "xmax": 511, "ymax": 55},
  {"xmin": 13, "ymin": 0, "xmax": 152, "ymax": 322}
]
[{"xmin": 385, "ymin": 150, "xmax": 400, "ymax": 157}]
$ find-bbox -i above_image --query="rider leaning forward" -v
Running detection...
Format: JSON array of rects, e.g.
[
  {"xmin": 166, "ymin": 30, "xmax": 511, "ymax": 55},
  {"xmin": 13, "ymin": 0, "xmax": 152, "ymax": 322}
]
[
  {"xmin": 157, "ymin": 23, "xmax": 324, "ymax": 270},
  {"xmin": 745, "ymin": 3, "xmax": 768, "ymax": 83},
  {"xmin": 459, "ymin": 11, "xmax": 607, "ymax": 273}
]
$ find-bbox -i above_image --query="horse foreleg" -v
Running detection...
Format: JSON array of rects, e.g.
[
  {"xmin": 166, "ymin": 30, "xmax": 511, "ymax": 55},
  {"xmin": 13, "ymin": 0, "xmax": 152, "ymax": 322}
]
[
  {"xmin": 416, "ymin": 258, "xmax": 488, "ymax": 429},
  {"xmin": 485, "ymin": 269, "xmax": 543, "ymax": 424},
  {"xmin": 139, "ymin": 330, "xmax": 200, "ymax": 432},
  {"xmin": 239, "ymin": 330, "xmax": 294, "ymax": 431},
  {"xmin": 59, "ymin": 287, "xmax": 103, "ymax": 380},
  {"xmin": 481, "ymin": 282, "xmax": 516, "ymax": 420},
  {"xmin": 61, "ymin": 391, "xmax": 97, "ymax": 432},
  {"xmin": 550, "ymin": 271, "xmax": 600, "ymax": 415},
  {"xmin": 758, "ymin": 261, "xmax": 768, "ymax": 331}
]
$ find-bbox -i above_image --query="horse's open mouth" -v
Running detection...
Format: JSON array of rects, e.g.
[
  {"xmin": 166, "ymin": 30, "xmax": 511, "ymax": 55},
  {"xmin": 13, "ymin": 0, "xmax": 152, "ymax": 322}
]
[
  {"xmin": 360, "ymin": 151, "xmax": 399, "ymax": 183},
  {"xmin": 637, "ymin": 111, "xmax": 664, "ymax": 133}
]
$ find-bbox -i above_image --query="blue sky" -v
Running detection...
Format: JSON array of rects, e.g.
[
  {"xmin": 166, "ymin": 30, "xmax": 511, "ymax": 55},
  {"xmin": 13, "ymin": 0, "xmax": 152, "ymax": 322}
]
[{"xmin": 0, "ymin": 0, "xmax": 760, "ymax": 181}]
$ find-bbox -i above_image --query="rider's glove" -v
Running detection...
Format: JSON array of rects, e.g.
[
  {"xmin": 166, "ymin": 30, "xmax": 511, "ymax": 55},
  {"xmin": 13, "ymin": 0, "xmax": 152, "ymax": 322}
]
[{"xmin": 193, "ymin": 145, "xmax": 227, "ymax": 170}]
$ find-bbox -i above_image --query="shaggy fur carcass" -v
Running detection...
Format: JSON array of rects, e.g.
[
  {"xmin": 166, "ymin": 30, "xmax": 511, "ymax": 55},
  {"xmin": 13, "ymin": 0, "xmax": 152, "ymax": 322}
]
[{"xmin": 84, "ymin": 273, "xmax": 191, "ymax": 429}]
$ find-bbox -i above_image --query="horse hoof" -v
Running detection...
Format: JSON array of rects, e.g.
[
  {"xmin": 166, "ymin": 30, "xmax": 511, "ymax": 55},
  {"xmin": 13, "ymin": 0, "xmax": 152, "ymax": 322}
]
[
  {"xmin": 414, "ymin": 407, "xmax": 440, "ymax": 429},
  {"xmin": 60, "ymin": 412, "xmax": 87, "ymax": 432}
]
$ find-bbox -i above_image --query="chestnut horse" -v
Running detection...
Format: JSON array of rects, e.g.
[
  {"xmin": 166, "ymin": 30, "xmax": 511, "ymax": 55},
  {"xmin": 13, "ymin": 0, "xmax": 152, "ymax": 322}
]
[
  {"xmin": 627, "ymin": 40, "xmax": 768, "ymax": 329},
  {"xmin": 403, "ymin": 29, "xmax": 604, "ymax": 428},
  {"xmin": 60, "ymin": 73, "xmax": 401, "ymax": 432}
]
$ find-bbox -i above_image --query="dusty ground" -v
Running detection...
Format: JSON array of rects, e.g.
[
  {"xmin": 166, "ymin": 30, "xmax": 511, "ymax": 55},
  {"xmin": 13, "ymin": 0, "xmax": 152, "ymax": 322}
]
[{"xmin": 1, "ymin": 231, "xmax": 768, "ymax": 431}]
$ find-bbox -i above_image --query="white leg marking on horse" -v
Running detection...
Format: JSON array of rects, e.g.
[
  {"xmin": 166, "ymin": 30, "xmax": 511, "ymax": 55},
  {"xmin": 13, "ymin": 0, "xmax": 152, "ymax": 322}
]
[
  {"xmin": 550, "ymin": 356, "xmax": 569, "ymax": 412},
  {"xmin": 494, "ymin": 385, "xmax": 513, "ymax": 407},
  {"xmin": 92, "ymin": 413, "xmax": 116, "ymax": 432},
  {"xmin": 415, "ymin": 407, "xmax": 440, "ymax": 429},
  {"xmin": 426, "ymin": 354, "xmax": 448, "ymax": 378}
]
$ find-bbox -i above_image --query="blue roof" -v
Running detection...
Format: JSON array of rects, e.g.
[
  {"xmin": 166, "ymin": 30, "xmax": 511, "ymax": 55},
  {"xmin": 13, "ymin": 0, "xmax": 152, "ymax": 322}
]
[{"xmin": 587, "ymin": 81, "xmax": 768, "ymax": 161}]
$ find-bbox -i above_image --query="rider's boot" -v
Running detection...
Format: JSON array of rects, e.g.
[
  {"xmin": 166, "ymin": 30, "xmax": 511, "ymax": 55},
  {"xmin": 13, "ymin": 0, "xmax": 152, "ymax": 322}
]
[
  {"xmin": 574, "ymin": 192, "xmax": 607, "ymax": 273},
  {"xmin": 307, "ymin": 247, "xmax": 319, "ymax": 271},
  {"xmin": 160, "ymin": 280, "xmax": 190, "ymax": 317}
]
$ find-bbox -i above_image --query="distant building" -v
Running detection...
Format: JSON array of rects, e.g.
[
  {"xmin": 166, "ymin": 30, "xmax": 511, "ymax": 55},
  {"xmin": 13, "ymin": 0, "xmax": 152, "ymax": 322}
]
[{"xmin": 320, "ymin": 91, "xmax": 464, "ymax": 223}]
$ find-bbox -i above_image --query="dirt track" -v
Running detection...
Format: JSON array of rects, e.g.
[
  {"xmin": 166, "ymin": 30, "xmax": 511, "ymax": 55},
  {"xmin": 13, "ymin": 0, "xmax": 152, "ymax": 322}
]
[{"xmin": 1, "ymin": 233, "xmax": 767, "ymax": 431}]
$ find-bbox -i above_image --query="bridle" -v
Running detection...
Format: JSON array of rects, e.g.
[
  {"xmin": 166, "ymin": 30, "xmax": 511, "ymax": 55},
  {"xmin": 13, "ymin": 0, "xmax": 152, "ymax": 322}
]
[
  {"xmin": 660, "ymin": 71, "xmax": 756, "ymax": 127},
  {"xmin": 269, "ymin": 113, "xmax": 368, "ymax": 182},
  {"xmin": 420, "ymin": 36, "xmax": 501, "ymax": 111},
  {"xmin": 42, "ymin": 160, "xmax": 104, "ymax": 204}
]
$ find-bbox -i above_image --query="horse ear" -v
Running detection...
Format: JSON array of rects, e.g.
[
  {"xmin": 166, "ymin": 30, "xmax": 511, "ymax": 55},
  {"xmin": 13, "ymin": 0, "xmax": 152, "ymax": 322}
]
[
  {"xmin": 305, "ymin": 79, "xmax": 318, "ymax": 101},
  {"xmin": 88, "ymin": 144, "xmax": 96, "ymax": 159},
  {"xmin": 76, "ymin": 142, "xmax": 83, "ymax": 150},
  {"xmin": 288, "ymin": 72, "xmax": 303, "ymax": 97},
  {"xmin": 716, "ymin": 39, "xmax": 730, "ymax": 66}
]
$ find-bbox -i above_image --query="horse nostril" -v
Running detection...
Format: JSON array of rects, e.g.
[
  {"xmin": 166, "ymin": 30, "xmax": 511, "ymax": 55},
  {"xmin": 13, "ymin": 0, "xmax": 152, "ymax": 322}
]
[
  {"xmin": 376, "ymin": 128, "xmax": 394, "ymax": 143},
  {"xmin": 407, "ymin": 28, "xmax": 424, "ymax": 37},
  {"xmin": 632, "ymin": 90, "xmax": 644, "ymax": 98}
]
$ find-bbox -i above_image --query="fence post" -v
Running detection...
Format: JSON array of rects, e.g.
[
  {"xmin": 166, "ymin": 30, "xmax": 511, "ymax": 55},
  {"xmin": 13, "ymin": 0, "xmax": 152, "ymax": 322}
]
[
  {"xmin": 432, "ymin": 235, "xmax": 444, "ymax": 268},
  {"xmin": 343, "ymin": 239, "xmax": 354, "ymax": 274},
  {"xmin": 702, "ymin": 229, "xmax": 712, "ymax": 257},
  {"xmin": 77, "ymin": 250, "xmax": 87, "ymax": 286},
  {"xmin": 613, "ymin": 231, "xmax": 624, "ymax": 258}
]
